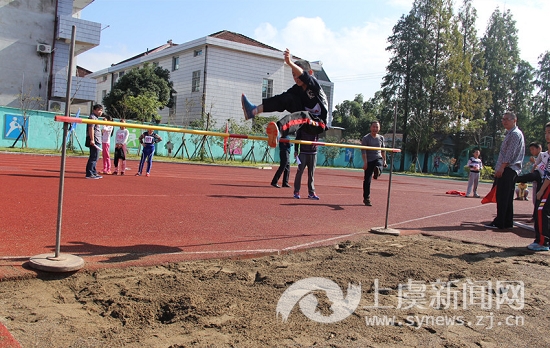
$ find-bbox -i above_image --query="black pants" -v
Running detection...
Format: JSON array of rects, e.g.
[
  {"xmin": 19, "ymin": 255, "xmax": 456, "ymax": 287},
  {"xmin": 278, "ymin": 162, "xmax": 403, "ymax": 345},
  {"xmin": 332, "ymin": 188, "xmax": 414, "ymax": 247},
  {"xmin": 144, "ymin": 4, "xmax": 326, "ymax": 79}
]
[
  {"xmin": 363, "ymin": 158, "xmax": 383, "ymax": 201},
  {"xmin": 492, "ymin": 167, "xmax": 517, "ymax": 228},
  {"xmin": 272, "ymin": 148, "xmax": 290, "ymax": 186},
  {"xmin": 114, "ymin": 146, "xmax": 126, "ymax": 168}
]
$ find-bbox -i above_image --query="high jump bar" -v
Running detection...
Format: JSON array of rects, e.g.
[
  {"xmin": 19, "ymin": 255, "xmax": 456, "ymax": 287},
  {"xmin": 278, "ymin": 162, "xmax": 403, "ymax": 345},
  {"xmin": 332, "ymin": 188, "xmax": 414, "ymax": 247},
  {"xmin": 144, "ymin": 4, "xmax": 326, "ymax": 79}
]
[{"xmin": 54, "ymin": 116, "xmax": 401, "ymax": 153}]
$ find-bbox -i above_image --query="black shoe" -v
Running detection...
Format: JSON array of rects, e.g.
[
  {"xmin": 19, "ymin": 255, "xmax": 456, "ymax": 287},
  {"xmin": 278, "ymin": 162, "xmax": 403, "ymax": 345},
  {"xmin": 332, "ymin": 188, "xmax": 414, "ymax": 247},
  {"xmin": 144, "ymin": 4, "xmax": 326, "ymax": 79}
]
[
  {"xmin": 282, "ymin": 183, "xmax": 291, "ymax": 188},
  {"xmin": 271, "ymin": 183, "xmax": 281, "ymax": 188},
  {"xmin": 484, "ymin": 223, "xmax": 500, "ymax": 229},
  {"xmin": 364, "ymin": 199, "xmax": 372, "ymax": 206}
]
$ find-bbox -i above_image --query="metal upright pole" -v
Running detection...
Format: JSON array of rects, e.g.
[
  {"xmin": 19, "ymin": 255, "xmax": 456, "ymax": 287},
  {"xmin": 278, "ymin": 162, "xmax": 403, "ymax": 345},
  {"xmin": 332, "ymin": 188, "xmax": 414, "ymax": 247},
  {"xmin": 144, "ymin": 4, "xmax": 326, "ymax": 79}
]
[
  {"xmin": 29, "ymin": 25, "xmax": 84, "ymax": 272},
  {"xmin": 54, "ymin": 25, "xmax": 76, "ymax": 258},
  {"xmin": 383, "ymin": 103, "xmax": 399, "ymax": 229},
  {"xmin": 371, "ymin": 103, "xmax": 400, "ymax": 236}
]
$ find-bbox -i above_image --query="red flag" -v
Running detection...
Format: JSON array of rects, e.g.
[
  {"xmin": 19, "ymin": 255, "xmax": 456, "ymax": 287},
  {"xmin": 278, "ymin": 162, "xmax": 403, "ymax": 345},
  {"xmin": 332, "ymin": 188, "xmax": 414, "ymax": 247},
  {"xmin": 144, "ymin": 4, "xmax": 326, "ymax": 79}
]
[
  {"xmin": 223, "ymin": 121, "xmax": 229, "ymax": 154},
  {"xmin": 481, "ymin": 185, "xmax": 497, "ymax": 204}
]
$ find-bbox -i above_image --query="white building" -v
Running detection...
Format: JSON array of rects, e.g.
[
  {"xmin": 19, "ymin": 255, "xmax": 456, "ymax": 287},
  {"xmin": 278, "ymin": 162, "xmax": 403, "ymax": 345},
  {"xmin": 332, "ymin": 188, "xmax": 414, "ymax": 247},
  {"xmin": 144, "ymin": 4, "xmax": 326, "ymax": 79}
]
[
  {"xmin": 0, "ymin": 0, "xmax": 100, "ymax": 112},
  {"xmin": 89, "ymin": 31, "xmax": 334, "ymax": 127}
]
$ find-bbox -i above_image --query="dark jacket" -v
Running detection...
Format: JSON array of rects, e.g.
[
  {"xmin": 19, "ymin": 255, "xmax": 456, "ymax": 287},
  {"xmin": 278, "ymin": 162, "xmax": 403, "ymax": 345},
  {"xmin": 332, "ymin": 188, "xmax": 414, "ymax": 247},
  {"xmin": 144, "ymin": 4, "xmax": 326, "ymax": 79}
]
[{"xmin": 294, "ymin": 127, "xmax": 318, "ymax": 155}]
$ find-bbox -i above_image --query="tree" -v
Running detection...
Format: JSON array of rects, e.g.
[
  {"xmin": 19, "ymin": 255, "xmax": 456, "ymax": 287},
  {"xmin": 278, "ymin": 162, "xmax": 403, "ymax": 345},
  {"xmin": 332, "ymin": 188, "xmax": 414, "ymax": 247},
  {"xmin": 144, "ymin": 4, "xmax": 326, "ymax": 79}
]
[
  {"xmin": 382, "ymin": 12, "xmax": 420, "ymax": 171},
  {"xmin": 481, "ymin": 8, "xmax": 520, "ymax": 164},
  {"xmin": 511, "ymin": 60, "xmax": 535, "ymax": 142},
  {"xmin": 446, "ymin": 0, "xmax": 490, "ymax": 159},
  {"xmin": 103, "ymin": 63, "xmax": 174, "ymax": 121},
  {"xmin": 124, "ymin": 92, "xmax": 164, "ymax": 123},
  {"xmin": 532, "ymin": 51, "xmax": 550, "ymax": 138}
]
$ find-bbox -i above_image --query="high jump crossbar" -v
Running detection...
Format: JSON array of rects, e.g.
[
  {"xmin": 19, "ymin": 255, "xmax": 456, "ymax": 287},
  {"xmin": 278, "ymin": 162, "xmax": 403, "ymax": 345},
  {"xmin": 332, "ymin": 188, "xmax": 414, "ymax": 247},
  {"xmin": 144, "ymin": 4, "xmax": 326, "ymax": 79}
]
[{"xmin": 54, "ymin": 116, "xmax": 401, "ymax": 153}]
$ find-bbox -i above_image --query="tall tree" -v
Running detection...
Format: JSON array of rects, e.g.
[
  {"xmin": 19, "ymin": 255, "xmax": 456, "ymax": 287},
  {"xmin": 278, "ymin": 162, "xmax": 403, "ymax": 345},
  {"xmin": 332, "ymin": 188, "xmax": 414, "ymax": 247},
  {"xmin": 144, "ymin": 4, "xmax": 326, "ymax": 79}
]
[
  {"xmin": 511, "ymin": 60, "xmax": 535, "ymax": 141},
  {"xmin": 103, "ymin": 63, "xmax": 174, "ymax": 122},
  {"xmin": 382, "ymin": 12, "xmax": 420, "ymax": 170},
  {"xmin": 481, "ymin": 8, "xmax": 520, "ymax": 164},
  {"xmin": 533, "ymin": 51, "xmax": 550, "ymax": 134},
  {"xmin": 447, "ymin": 0, "xmax": 490, "ymax": 159}
]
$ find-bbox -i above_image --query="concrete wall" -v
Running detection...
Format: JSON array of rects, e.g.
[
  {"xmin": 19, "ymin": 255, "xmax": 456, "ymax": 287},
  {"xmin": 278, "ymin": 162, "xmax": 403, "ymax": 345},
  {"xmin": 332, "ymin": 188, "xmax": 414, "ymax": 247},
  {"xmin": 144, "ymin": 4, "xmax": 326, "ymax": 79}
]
[{"xmin": 0, "ymin": 0, "xmax": 56, "ymax": 107}]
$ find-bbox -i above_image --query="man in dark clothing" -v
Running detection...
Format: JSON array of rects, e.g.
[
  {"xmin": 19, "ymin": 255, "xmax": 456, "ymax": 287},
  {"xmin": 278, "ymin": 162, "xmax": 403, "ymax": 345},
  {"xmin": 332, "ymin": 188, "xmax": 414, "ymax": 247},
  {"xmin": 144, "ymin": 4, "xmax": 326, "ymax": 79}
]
[
  {"xmin": 361, "ymin": 121, "xmax": 386, "ymax": 206},
  {"xmin": 271, "ymin": 136, "xmax": 291, "ymax": 188},
  {"xmin": 85, "ymin": 104, "xmax": 104, "ymax": 179},
  {"xmin": 484, "ymin": 112, "xmax": 525, "ymax": 229}
]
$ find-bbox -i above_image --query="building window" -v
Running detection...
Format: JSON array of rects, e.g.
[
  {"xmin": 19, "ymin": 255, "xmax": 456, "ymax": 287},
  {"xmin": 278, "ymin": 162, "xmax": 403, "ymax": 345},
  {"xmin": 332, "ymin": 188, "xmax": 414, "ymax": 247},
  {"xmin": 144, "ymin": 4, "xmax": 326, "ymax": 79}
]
[
  {"xmin": 102, "ymin": 75, "xmax": 107, "ymax": 82},
  {"xmin": 119, "ymin": 71, "xmax": 125, "ymax": 78},
  {"xmin": 262, "ymin": 79, "xmax": 273, "ymax": 99},
  {"xmin": 172, "ymin": 56, "xmax": 179, "ymax": 71},
  {"xmin": 194, "ymin": 49, "xmax": 202, "ymax": 57},
  {"xmin": 101, "ymin": 90, "xmax": 107, "ymax": 99},
  {"xmin": 192, "ymin": 70, "xmax": 201, "ymax": 92}
]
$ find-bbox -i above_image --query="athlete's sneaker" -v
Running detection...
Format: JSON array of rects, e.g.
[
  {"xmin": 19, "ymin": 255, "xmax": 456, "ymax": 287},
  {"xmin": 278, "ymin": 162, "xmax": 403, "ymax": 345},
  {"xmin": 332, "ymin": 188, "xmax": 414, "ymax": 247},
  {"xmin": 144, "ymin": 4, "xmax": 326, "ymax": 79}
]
[
  {"xmin": 527, "ymin": 242, "xmax": 540, "ymax": 249},
  {"xmin": 241, "ymin": 94, "xmax": 256, "ymax": 120},
  {"xmin": 266, "ymin": 121, "xmax": 280, "ymax": 148},
  {"xmin": 135, "ymin": 173, "xmax": 141, "ymax": 176},
  {"xmin": 473, "ymin": 194, "xmax": 480, "ymax": 198},
  {"xmin": 93, "ymin": 174, "xmax": 103, "ymax": 179},
  {"xmin": 527, "ymin": 243, "xmax": 549, "ymax": 251},
  {"xmin": 364, "ymin": 199, "xmax": 372, "ymax": 206},
  {"xmin": 146, "ymin": 173, "xmax": 150, "ymax": 177},
  {"xmin": 85, "ymin": 175, "xmax": 99, "ymax": 180},
  {"xmin": 293, "ymin": 192, "xmax": 300, "ymax": 199},
  {"xmin": 308, "ymin": 194, "xmax": 320, "ymax": 200},
  {"xmin": 120, "ymin": 172, "xmax": 125, "ymax": 176}
]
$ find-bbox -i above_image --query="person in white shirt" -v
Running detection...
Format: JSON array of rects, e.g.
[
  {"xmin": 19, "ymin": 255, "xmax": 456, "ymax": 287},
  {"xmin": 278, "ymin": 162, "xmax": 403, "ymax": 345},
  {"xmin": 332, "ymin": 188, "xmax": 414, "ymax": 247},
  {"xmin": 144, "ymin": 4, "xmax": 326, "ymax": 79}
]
[
  {"xmin": 465, "ymin": 149, "xmax": 483, "ymax": 198},
  {"xmin": 113, "ymin": 119, "xmax": 129, "ymax": 175},
  {"xmin": 101, "ymin": 115, "xmax": 114, "ymax": 174}
]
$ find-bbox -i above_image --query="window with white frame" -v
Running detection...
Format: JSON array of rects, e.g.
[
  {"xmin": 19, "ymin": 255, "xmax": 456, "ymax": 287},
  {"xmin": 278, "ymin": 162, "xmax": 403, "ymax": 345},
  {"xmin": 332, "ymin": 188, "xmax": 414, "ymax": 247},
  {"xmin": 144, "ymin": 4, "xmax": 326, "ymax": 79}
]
[
  {"xmin": 194, "ymin": 49, "xmax": 202, "ymax": 57},
  {"xmin": 262, "ymin": 78, "xmax": 273, "ymax": 99},
  {"xmin": 192, "ymin": 70, "xmax": 201, "ymax": 92},
  {"xmin": 172, "ymin": 56, "xmax": 179, "ymax": 71}
]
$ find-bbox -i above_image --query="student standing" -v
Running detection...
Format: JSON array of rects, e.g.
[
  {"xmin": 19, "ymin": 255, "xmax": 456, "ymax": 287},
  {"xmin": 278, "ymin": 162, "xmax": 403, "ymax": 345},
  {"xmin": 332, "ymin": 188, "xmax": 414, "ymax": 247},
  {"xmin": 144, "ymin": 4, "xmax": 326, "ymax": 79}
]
[
  {"xmin": 136, "ymin": 129, "xmax": 162, "ymax": 177},
  {"xmin": 113, "ymin": 119, "xmax": 129, "ymax": 175},
  {"xmin": 101, "ymin": 114, "xmax": 113, "ymax": 174},
  {"xmin": 465, "ymin": 149, "xmax": 482, "ymax": 198}
]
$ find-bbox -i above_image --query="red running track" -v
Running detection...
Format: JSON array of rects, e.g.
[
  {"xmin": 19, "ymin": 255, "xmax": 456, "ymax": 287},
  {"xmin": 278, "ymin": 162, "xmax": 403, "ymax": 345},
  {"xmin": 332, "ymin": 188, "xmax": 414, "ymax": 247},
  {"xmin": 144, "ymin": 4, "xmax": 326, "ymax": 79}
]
[{"xmin": 0, "ymin": 152, "xmax": 540, "ymax": 279}]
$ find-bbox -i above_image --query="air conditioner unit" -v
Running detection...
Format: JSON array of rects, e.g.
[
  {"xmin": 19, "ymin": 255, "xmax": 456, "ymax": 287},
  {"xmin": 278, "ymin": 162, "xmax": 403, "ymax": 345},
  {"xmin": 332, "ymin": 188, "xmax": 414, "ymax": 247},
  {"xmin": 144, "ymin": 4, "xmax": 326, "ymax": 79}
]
[
  {"xmin": 48, "ymin": 100, "xmax": 66, "ymax": 113},
  {"xmin": 37, "ymin": 44, "xmax": 51, "ymax": 54}
]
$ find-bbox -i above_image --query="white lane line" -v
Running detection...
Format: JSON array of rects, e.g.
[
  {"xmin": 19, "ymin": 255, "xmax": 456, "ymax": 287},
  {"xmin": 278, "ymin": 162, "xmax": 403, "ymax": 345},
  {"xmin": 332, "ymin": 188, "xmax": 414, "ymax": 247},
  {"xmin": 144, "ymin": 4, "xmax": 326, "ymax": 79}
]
[
  {"xmin": 388, "ymin": 205, "xmax": 486, "ymax": 227},
  {"xmin": 282, "ymin": 232, "xmax": 364, "ymax": 251}
]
